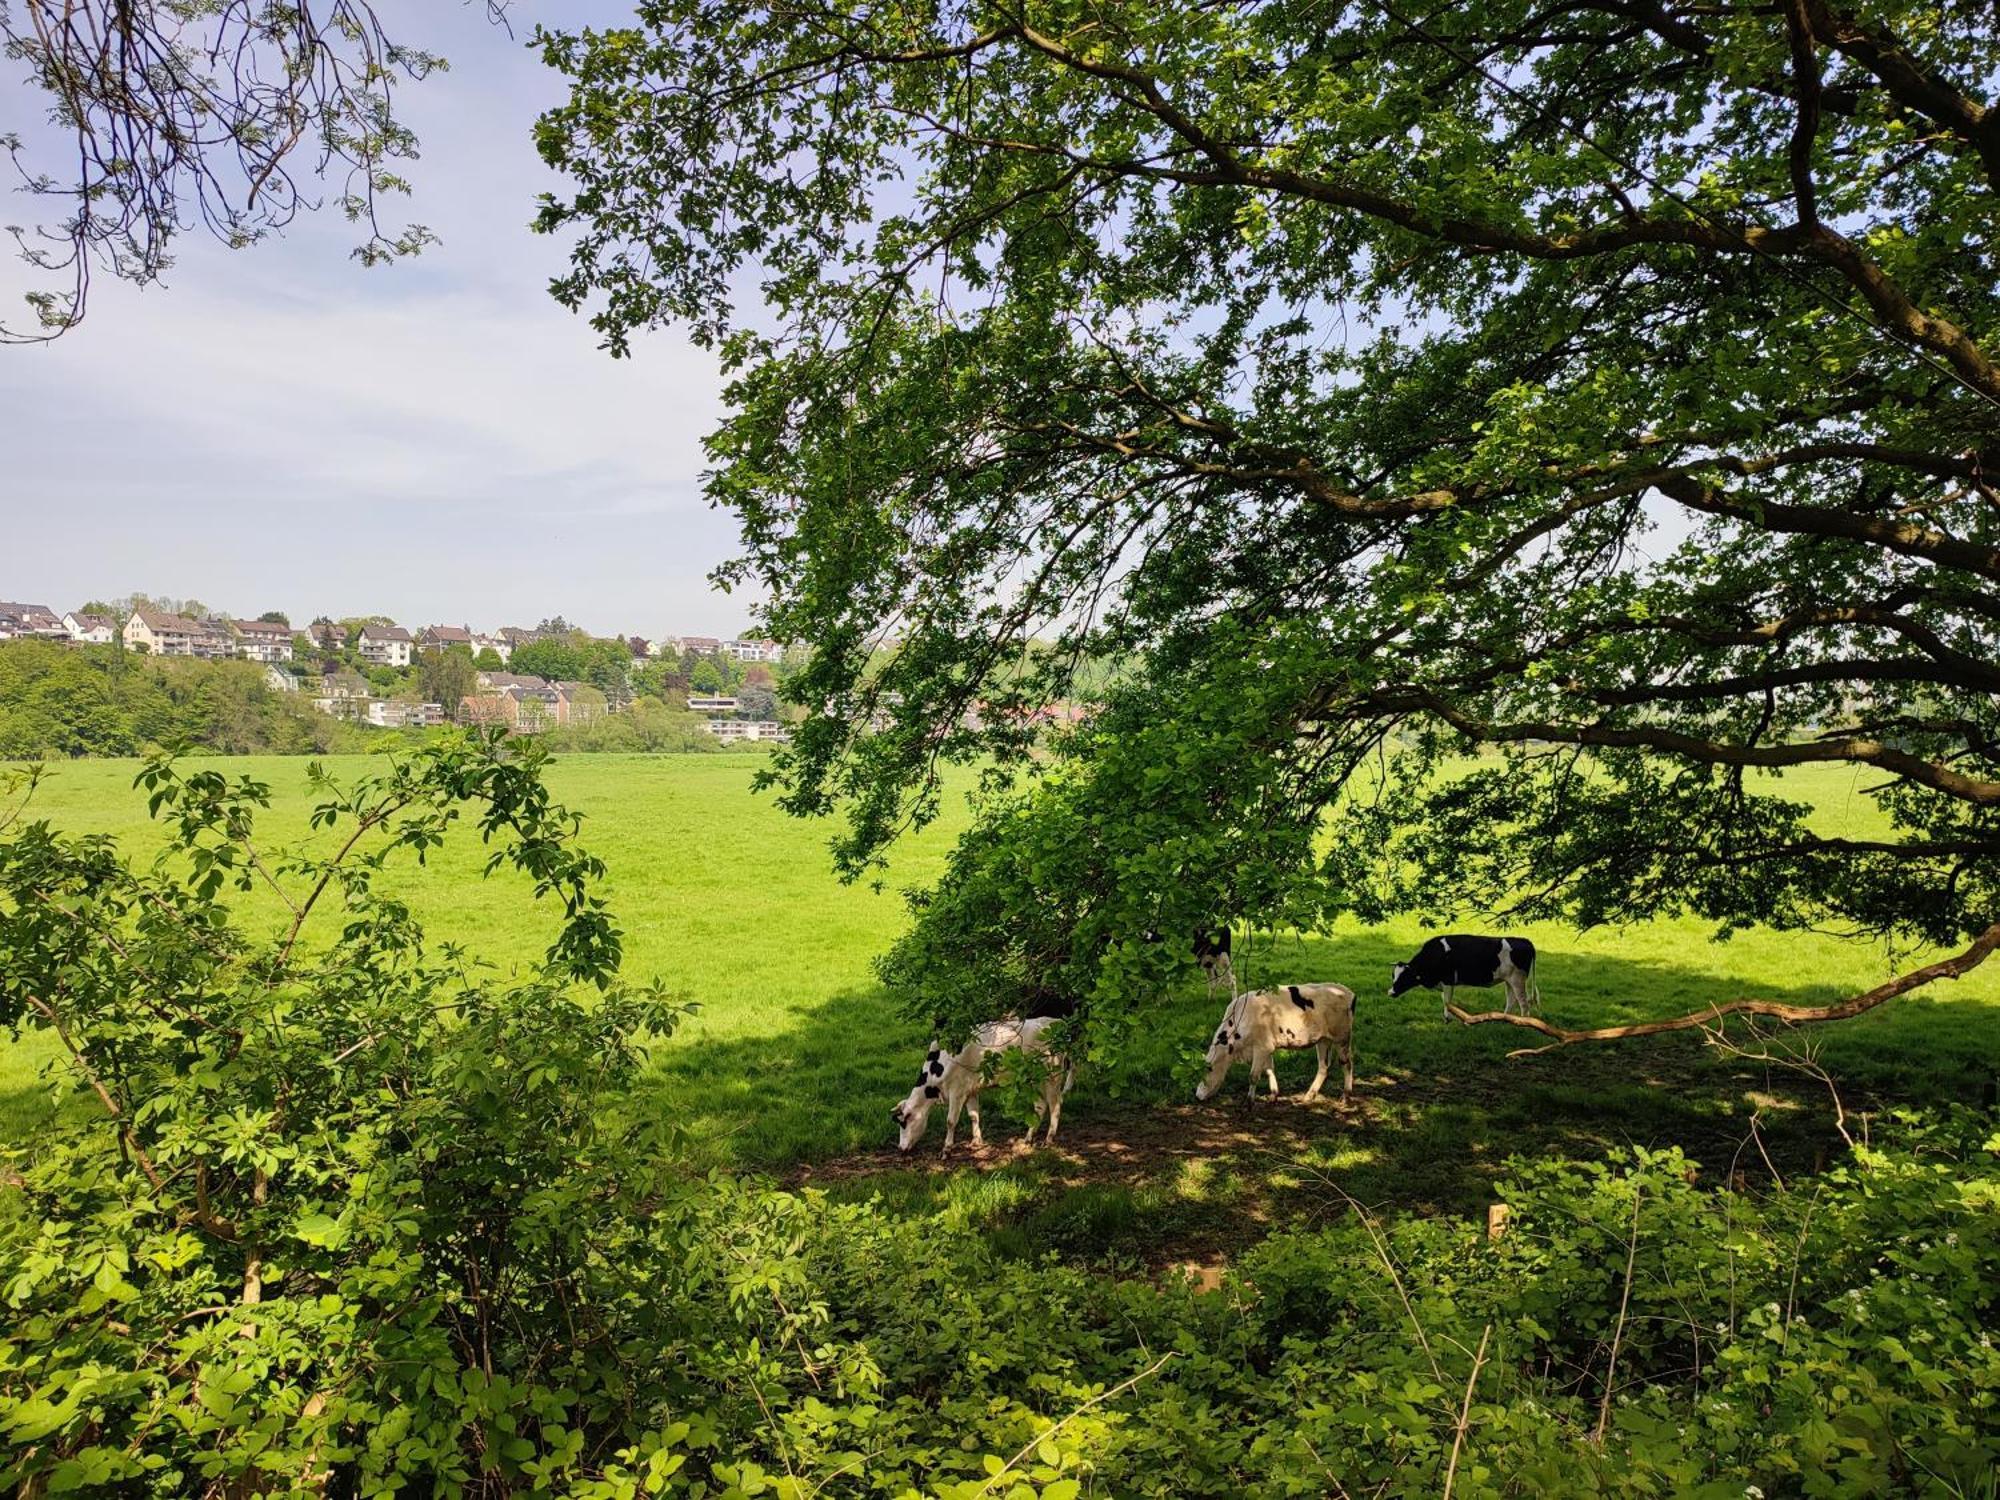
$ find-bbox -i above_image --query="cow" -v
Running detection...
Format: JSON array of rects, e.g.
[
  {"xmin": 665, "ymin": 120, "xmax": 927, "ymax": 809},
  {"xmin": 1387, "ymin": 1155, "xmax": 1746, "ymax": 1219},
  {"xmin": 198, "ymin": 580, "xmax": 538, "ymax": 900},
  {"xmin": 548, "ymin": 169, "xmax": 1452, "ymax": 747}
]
[
  {"xmin": 1194, "ymin": 983, "xmax": 1357, "ymax": 1105},
  {"xmin": 1192, "ymin": 927, "xmax": 1235, "ymax": 998},
  {"xmin": 1144, "ymin": 925, "xmax": 1237, "ymax": 998},
  {"xmin": 892, "ymin": 1015, "xmax": 1074, "ymax": 1157},
  {"xmin": 1389, "ymin": 935, "xmax": 1540, "ymax": 1018}
]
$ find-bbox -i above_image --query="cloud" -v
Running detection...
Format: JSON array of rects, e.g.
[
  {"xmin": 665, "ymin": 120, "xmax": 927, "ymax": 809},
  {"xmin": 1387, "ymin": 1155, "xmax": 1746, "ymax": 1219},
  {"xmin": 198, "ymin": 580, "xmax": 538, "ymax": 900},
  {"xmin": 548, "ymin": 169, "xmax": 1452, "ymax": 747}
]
[{"xmin": 0, "ymin": 1, "xmax": 756, "ymax": 638}]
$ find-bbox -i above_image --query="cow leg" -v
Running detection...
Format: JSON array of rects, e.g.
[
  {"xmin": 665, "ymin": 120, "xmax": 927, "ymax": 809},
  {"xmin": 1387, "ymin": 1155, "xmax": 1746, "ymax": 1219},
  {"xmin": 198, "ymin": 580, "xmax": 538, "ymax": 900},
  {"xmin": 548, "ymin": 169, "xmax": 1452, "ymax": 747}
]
[
  {"xmin": 1304, "ymin": 1039, "xmax": 1331, "ymax": 1101},
  {"xmin": 966, "ymin": 1091, "xmax": 985, "ymax": 1148},
  {"xmin": 1506, "ymin": 971, "xmax": 1529, "ymax": 1015},
  {"xmin": 1047, "ymin": 1067, "xmax": 1070, "ymax": 1144},
  {"xmin": 1342, "ymin": 1033, "xmax": 1354, "ymax": 1100},
  {"xmin": 1262, "ymin": 1049, "xmax": 1281, "ymax": 1099},
  {"xmin": 943, "ymin": 1092, "xmax": 965, "ymax": 1156},
  {"xmin": 1441, "ymin": 983, "xmax": 1455, "ymax": 1021}
]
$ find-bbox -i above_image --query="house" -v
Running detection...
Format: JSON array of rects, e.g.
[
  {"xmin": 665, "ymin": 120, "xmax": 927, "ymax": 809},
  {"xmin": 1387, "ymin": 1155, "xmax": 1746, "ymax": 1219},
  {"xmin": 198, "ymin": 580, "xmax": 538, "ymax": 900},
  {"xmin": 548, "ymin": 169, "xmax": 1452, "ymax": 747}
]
[
  {"xmin": 263, "ymin": 664, "xmax": 298, "ymax": 693},
  {"xmin": 686, "ymin": 695, "xmax": 740, "ymax": 714},
  {"xmin": 312, "ymin": 668, "xmax": 372, "ymax": 718},
  {"xmin": 472, "ymin": 631, "xmax": 511, "ymax": 663},
  {"xmin": 497, "ymin": 626, "xmax": 543, "ymax": 652},
  {"xmin": 356, "ymin": 624, "xmax": 414, "ymax": 667},
  {"xmin": 229, "ymin": 618, "xmax": 295, "ymax": 663},
  {"xmin": 678, "ymin": 635, "xmax": 722, "ymax": 656},
  {"xmin": 553, "ymin": 681, "xmax": 609, "ymax": 725},
  {"xmin": 365, "ymin": 700, "xmax": 446, "ymax": 728},
  {"xmin": 0, "ymin": 602, "xmax": 67, "ymax": 639},
  {"xmin": 124, "ymin": 608, "xmax": 233, "ymax": 658},
  {"xmin": 461, "ymin": 680, "xmax": 563, "ymax": 733},
  {"xmin": 476, "ymin": 670, "xmax": 552, "ymax": 692},
  {"xmin": 723, "ymin": 638, "xmax": 783, "ymax": 663},
  {"xmin": 417, "ymin": 624, "xmax": 475, "ymax": 652},
  {"xmin": 700, "ymin": 719, "xmax": 791, "ymax": 745},
  {"xmin": 62, "ymin": 611, "xmax": 116, "ymax": 645}
]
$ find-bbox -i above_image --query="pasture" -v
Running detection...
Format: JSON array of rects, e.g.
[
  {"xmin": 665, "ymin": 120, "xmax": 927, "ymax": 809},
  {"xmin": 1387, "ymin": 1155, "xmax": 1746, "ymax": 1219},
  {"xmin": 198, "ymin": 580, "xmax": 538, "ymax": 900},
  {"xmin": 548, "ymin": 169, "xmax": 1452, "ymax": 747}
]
[{"xmin": 6, "ymin": 750, "xmax": 1996, "ymax": 1270}]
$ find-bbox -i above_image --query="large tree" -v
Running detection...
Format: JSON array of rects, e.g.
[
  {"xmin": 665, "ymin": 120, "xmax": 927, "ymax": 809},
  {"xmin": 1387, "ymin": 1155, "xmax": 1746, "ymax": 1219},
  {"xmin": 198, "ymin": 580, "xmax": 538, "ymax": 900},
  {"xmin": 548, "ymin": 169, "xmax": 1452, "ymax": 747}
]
[{"xmin": 536, "ymin": 1, "xmax": 2000, "ymax": 1042}]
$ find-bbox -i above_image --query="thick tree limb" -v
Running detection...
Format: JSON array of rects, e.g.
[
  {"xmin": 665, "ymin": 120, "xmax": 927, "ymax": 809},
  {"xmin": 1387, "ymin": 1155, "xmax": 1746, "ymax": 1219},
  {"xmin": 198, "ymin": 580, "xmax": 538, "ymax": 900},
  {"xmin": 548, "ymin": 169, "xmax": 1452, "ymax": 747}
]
[{"xmin": 1446, "ymin": 918, "xmax": 2000, "ymax": 1051}]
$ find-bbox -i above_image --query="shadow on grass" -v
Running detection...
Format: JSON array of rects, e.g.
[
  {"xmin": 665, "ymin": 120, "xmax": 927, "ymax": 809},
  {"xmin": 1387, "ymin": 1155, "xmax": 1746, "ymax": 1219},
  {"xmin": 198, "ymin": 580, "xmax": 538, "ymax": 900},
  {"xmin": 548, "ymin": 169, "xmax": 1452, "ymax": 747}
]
[{"xmin": 633, "ymin": 931, "xmax": 2000, "ymax": 1265}]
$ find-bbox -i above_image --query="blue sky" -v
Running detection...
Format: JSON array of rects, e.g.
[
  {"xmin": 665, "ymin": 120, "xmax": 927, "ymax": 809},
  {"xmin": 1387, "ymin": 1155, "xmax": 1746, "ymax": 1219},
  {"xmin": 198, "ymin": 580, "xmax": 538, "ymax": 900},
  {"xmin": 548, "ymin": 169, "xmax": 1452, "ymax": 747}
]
[{"xmin": 0, "ymin": 3, "xmax": 747, "ymax": 638}]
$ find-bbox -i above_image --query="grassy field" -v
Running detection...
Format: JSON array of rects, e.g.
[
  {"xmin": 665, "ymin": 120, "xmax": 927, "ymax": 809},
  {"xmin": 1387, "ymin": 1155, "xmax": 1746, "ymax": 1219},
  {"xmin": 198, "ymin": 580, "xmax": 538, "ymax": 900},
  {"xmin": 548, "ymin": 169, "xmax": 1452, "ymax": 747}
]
[{"xmin": 6, "ymin": 750, "xmax": 1997, "ymax": 1263}]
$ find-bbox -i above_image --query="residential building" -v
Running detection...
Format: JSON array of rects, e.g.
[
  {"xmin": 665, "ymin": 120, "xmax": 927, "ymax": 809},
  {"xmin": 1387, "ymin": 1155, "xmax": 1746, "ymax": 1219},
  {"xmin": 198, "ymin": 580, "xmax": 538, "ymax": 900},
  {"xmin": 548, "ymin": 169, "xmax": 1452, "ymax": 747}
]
[
  {"xmin": 263, "ymin": 664, "xmax": 298, "ymax": 693},
  {"xmin": 701, "ymin": 719, "xmax": 791, "ymax": 745},
  {"xmin": 312, "ymin": 669, "xmax": 372, "ymax": 719},
  {"xmin": 686, "ymin": 695, "xmax": 740, "ymax": 714},
  {"xmin": 418, "ymin": 624, "xmax": 476, "ymax": 652},
  {"xmin": 124, "ymin": 608, "xmax": 233, "ymax": 658},
  {"xmin": 62, "ymin": 611, "xmax": 116, "ymax": 645},
  {"xmin": 497, "ymin": 626, "xmax": 543, "ymax": 653},
  {"xmin": 229, "ymin": 618, "xmax": 295, "ymax": 663},
  {"xmin": 678, "ymin": 635, "xmax": 722, "ymax": 656},
  {"xmin": 0, "ymin": 602, "xmax": 67, "ymax": 639},
  {"xmin": 723, "ymin": 638, "xmax": 783, "ymax": 663},
  {"xmin": 461, "ymin": 679, "xmax": 563, "ymax": 733},
  {"xmin": 366, "ymin": 700, "xmax": 447, "ymax": 728},
  {"xmin": 471, "ymin": 632, "xmax": 511, "ymax": 663},
  {"xmin": 476, "ymin": 670, "xmax": 552, "ymax": 692},
  {"xmin": 356, "ymin": 624, "xmax": 414, "ymax": 667}
]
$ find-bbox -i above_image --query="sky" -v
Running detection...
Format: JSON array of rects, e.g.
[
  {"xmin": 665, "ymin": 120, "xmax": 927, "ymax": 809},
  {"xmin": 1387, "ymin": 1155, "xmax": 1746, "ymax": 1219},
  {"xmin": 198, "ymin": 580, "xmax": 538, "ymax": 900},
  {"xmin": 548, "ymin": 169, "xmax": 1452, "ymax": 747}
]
[{"xmin": 0, "ymin": 3, "xmax": 748, "ymax": 639}]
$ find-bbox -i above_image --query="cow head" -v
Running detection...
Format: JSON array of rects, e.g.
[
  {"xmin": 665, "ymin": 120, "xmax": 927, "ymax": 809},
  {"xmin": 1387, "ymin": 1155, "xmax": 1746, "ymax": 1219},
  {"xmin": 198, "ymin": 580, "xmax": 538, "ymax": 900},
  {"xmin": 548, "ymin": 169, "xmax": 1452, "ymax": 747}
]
[
  {"xmin": 1194, "ymin": 1003, "xmax": 1245, "ymax": 1101},
  {"xmin": 890, "ymin": 1081, "xmax": 941, "ymax": 1151},
  {"xmin": 892, "ymin": 1045, "xmax": 951, "ymax": 1150},
  {"xmin": 1388, "ymin": 960, "xmax": 1417, "ymax": 998}
]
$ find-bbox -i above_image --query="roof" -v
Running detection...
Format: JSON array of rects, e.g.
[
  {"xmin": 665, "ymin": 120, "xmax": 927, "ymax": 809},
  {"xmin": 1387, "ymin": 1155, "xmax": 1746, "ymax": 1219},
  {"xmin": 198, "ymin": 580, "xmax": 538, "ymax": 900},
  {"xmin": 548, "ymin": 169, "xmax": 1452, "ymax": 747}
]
[
  {"xmin": 358, "ymin": 625, "xmax": 413, "ymax": 642},
  {"xmin": 498, "ymin": 626, "xmax": 542, "ymax": 642},
  {"xmin": 478, "ymin": 671, "xmax": 551, "ymax": 690},
  {"xmin": 65, "ymin": 611, "xmax": 113, "ymax": 629},
  {"xmin": 131, "ymin": 607, "xmax": 215, "ymax": 634},
  {"xmin": 422, "ymin": 624, "xmax": 475, "ymax": 642},
  {"xmin": 231, "ymin": 618, "xmax": 292, "ymax": 636}
]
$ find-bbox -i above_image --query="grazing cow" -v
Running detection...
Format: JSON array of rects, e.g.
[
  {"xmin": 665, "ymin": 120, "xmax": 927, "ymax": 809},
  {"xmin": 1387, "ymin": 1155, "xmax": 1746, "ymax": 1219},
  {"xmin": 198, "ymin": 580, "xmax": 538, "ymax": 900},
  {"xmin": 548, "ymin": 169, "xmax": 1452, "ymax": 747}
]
[
  {"xmin": 1195, "ymin": 983, "xmax": 1357, "ymax": 1105},
  {"xmin": 1389, "ymin": 935, "xmax": 1540, "ymax": 1018},
  {"xmin": 893, "ymin": 1016, "xmax": 1074, "ymax": 1156},
  {"xmin": 1192, "ymin": 927, "xmax": 1235, "ymax": 997}
]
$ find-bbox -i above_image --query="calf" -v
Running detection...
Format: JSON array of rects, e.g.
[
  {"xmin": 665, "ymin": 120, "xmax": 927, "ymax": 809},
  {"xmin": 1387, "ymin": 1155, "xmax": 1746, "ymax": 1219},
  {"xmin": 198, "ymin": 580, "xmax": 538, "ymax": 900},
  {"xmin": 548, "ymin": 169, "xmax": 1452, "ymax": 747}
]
[
  {"xmin": 1195, "ymin": 983, "xmax": 1357, "ymax": 1105},
  {"xmin": 1389, "ymin": 935, "xmax": 1539, "ymax": 1018},
  {"xmin": 893, "ymin": 1016, "xmax": 1074, "ymax": 1156}
]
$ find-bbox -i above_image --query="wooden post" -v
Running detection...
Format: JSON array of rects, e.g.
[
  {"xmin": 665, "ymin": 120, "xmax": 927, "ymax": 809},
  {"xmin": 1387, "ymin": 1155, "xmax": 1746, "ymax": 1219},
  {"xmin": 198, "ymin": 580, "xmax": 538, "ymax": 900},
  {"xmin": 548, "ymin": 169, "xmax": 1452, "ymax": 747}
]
[{"xmin": 1486, "ymin": 1203, "xmax": 1510, "ymax": 1241}]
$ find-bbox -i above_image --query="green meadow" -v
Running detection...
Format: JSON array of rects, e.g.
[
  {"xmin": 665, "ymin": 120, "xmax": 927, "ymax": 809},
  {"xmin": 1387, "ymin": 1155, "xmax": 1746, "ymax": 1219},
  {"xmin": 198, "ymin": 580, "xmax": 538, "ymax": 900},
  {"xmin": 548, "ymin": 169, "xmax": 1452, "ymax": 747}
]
[{"xmin": 6, "ymin": 750, "xmax": 1996, "ymax": 1261}]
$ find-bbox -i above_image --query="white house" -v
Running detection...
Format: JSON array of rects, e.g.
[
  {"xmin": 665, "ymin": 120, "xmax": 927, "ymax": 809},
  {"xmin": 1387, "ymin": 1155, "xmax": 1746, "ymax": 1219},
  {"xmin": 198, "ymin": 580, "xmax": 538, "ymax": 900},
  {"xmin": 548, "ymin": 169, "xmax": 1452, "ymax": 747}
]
[
  {"xmin": 62, "ymin": 611, "xmax": 116, "ymax": 645},
  {"xmin": 472, "ymin": 632, "xmax": 512, "ymax": 663},
  {"xmin": 357, "ymin": 625, "xmax": 414, "ymax": 667},
  {"xmin": 686, "ymin": 695, "xmax": 740, "ymax": 713},
  {"xmin": 263, "ymin": 664, "xmax": 298, "ymax": 693},
  {"xmin": 700, "ymin": 719, "xmax": 791, "ymax": 745},
  {"xmin": 723, "ymin": 638, "xmax": 783, "ymax": 663},
  {"xmin": 229, "ymin": 618, "xmax": 295, "ymax": 663}
]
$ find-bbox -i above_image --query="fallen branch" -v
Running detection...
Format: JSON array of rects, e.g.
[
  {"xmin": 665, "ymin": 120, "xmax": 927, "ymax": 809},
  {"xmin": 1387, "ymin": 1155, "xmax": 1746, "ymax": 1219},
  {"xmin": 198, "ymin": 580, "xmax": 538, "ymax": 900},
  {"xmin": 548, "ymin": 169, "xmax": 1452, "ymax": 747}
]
[{"xmin": 1447, "ymin": 920, "xmax": 2000, "ymax": 1055}]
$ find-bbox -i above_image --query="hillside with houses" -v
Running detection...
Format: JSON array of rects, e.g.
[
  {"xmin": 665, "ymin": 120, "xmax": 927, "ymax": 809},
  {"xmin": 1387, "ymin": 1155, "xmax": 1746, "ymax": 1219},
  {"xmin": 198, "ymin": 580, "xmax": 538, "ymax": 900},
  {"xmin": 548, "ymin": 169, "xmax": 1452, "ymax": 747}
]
[{"xmin": 0, "ymin": 596, "xmax": 805, "ymax": 757}]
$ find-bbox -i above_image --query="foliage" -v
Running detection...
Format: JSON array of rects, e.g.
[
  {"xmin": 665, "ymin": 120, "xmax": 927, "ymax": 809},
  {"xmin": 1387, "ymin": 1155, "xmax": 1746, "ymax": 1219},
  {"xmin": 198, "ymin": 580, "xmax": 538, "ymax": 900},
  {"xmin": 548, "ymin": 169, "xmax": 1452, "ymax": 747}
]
[
  {"xmin": 535, "ymin": 0, "xmax": 2000, "ymax": 1039},
  {"xmin": 0, "ymin": 641, "xmax": 374, "ymax": 759},
  {"xmin": 419, "ymin": 644, "xmax": 481, "ymax": 721},
  {"xmin": 0, "ymin": 1, "xmax": 492, "ymax": 340},
  {"xmin": 0, "ymin": 737, "xmax": 688, "ymax": 1494}
]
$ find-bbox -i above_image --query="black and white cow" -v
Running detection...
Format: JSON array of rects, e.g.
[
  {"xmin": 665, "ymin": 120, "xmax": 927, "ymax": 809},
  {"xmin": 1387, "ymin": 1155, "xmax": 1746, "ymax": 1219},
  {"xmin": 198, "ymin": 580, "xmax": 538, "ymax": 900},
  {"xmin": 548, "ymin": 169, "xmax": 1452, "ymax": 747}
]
[
  {"xmin": 1389, "ymin": 935, "xmax": 1539, "ymax": 1018},
  {"xmin": 1192, "ymin": 927, "xmax": 1234, "ymax": 998},
  {"xmin": 1146, "ymin": 925, "xmax": 1236, "ymax": 998},
  {"xmin": 1195, "ymin": 982, "xmax": 1357, "ymax": 1105},
  {"xmin": 892, "ymin": 1016, "xmax": 1074, "ymax": 1156}
]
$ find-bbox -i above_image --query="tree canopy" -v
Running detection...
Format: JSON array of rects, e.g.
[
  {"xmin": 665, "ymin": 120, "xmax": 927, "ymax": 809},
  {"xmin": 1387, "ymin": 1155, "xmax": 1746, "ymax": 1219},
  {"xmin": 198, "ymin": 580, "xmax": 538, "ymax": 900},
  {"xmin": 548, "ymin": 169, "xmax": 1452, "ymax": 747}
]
[{"xmin": 535, "ymin": 1, "xmax": 2000, "ymax": 1041}]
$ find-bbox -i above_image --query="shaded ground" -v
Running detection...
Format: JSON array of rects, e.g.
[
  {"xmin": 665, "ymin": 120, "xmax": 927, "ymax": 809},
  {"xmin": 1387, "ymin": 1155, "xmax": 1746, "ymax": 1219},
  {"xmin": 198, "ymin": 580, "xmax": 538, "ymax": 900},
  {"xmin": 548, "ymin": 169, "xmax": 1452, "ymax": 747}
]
[{"xmin": 786, "ymin": 1032, "xmax": 1879, "ymax": 1271}]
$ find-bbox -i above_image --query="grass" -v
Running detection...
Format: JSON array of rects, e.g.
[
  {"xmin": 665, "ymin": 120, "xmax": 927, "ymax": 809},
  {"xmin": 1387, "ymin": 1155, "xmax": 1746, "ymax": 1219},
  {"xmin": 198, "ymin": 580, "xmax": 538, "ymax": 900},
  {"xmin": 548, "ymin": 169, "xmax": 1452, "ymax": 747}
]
[{"xmin": 6, "ymin": 751, "xmax": 1997, "ymax": 1266}]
